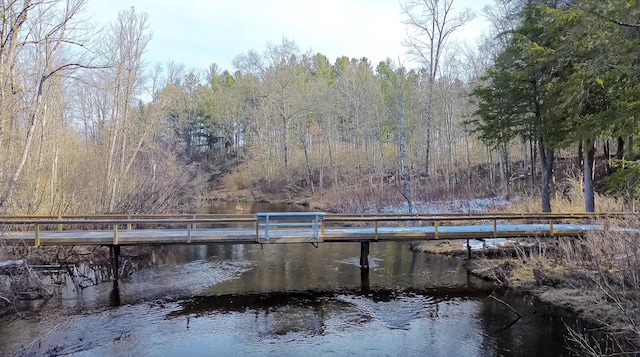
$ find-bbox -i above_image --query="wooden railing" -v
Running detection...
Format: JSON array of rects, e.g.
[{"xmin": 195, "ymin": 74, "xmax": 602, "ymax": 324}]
[
  {"xmin": 0, "ymin": 212, "xmax": 629, "ymax": 229},
  {"xmin": 0, "ymin": 212, "xmax": 631, "ymax": 247},
  {"xmin": 322, "ymin": 212, "xmax": 629, "ymax": 240},
  {"xmin": 0, "ymin": 217, "xmax": 257, "ymax": 246}
]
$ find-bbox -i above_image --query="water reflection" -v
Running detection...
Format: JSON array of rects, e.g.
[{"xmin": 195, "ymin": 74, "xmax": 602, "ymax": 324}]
[
  {"xmin": 109, "ymin": 281, "xmax": 121, "ymax": 307},
  {"xmin": 360, "ymin": 267, "xmax": 370, "ymax": 292},
  {"xmin": 0, "ymin": 201, "xmax": 591, "ymax": 356},
  {"xmin": 336, "ymin": 294, "xmax": 435, "ymax": 330}
]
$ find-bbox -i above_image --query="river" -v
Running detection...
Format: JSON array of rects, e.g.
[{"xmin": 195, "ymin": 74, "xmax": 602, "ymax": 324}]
[{"xmin": 0, "ymin": 202, "xmax": 586, "ymax": 356}]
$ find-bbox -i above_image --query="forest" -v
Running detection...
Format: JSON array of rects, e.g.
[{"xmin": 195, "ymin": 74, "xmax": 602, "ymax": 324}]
[{"xmin": 1, "ymin": 0, "xmax": 639, "ymax": 215}]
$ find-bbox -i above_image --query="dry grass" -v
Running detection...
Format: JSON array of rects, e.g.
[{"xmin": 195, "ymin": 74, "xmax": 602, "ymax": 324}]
[
  {"xmin": 500, "ymin": 178, "xmax": 625, "ymax": 213},
  {"xmin": 467, "ymin": 216, "xmax": 640, "ymax": 355},
  {"xmin": 413, "ymin": 241, "xmax": 468, "ymax": 256}
]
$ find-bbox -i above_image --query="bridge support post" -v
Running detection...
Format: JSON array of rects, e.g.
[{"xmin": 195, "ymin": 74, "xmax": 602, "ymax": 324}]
[
  {"xmin": 359, "ymin": 242, "xmax": 370, "ymax": 269},
  {"xmin": 110, "ymin": 245, "xmax": 121, "ymax": 280}
]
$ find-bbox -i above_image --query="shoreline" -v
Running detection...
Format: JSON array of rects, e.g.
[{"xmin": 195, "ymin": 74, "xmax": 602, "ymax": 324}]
[{"xmin": 412, "ymin": 239, "xmax": 637, "ymax": 353}]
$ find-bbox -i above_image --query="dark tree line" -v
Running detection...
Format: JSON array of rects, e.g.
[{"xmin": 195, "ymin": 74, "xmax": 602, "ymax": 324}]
[{"xmin": 470, "ymin": 0, "xmax": 640, "ymax": 212}]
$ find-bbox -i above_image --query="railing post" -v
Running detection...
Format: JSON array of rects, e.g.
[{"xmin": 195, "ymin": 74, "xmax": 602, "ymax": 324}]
[
  {"xmin": 374, "ymin": 220, "xmax": 378, "ymax": 240},
  {"xmin": 192, "ymin": 214, "xmax": 197, "ymax": 229},
  {"xmin": 113, "ymin": 224, "xmax": 119, "ymax": 245},
  {"xmin": 434, "ymin": 221, "xmax": 439, "ymax": 239},
  {"xmin": 187, "ymin": 223, "xmax": 192, "ymax": 243},
  {"xmin": 549, "ymin": 218, "xmax": 554, "ymax": 236},
  {"xmin": 35, "ymin": 224, "xmax": 40, "ymax": 247},
  {"xmin": 264, "ymin": 215, "xmax": 269, "ymax": 240},
  {"xmin": 127, "ymin": 215, "xmax": 132, "ymax": 231},
  {"xmin": 493, "ymin": 218, "xmax": 497, "ymax": 238},
  {"xmin": 57, "ymin": 215, "xmax": 62, "ymax": 232}
]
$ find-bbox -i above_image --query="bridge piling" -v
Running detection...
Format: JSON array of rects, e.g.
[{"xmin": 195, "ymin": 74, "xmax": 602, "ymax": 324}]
[{"xmin": 359, "ymin": 242, "xmax": 370, "ymax": 268}]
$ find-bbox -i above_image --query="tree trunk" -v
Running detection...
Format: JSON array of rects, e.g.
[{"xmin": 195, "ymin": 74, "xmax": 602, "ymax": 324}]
[
  {"xmin": 487, "ymin": 147, "xmax": 494, "ymax": 187},
  {"xmin": 501, "ymin": 145, "xmax": 510, "ymax": 199},
  {"xmin": 425, "ymin": 125, "xmax": 431, "ymax": 178},
  {"xmin": 399, "ymin": 117, "xmax": 413, "ymax": 213},
  {"xmin": 530, "ymin": 138, "xmax": 536, "ymax": 189},
  {"xmin": 583, "ymin": 139, "xmax": 596, "ymax": 212},
  {"xmin": 538, "ymin": 137, "xmax": 554, "ymax": 213},
  {"xmin": 1, "ymin": 76, "xmax": 45, "ymax": 208},
  {"xmin": 616, "ymin": 136, "xmax": 625, "ymax": 160},
  {"xmin": 604, "ymin": 140, "xmax": 612, "ymax": 175},
  {"xmin": 302, "ymin": 136, "xmax": 314, "ymax": 193},
  {"xmin": 31, "ymin": 99, "xmax": 49, "ymax": 213},
  {"xmin": 282, "ymin": 113, "xmax": 288, "ymax": 168},
  {"xmin": 465, "ymin": 135, "xmax": 472, "ymax": 192},
  {"xmin": 577, "ymin": 141, "xmax": 583, "ymax": 171},
  {"xmin": 498, "ymin": 146, "xmax": 506, "ymax": 188}
]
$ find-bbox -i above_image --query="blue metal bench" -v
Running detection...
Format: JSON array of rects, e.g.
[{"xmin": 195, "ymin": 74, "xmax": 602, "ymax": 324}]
[{"xmin": 257, "ymin": 212, "xmax": 325, "ymax": 239}]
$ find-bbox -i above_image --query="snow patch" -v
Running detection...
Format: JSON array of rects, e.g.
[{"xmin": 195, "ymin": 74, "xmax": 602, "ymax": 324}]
[{"xmin": 379, "ymin": 197, "xmax": 515, "ymax": 214}]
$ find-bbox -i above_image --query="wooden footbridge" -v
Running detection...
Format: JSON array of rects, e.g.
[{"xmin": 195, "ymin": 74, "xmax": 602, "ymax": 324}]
[{"xmin": 0, "ymin": 212, "xmax": 626, "ymax": 275}]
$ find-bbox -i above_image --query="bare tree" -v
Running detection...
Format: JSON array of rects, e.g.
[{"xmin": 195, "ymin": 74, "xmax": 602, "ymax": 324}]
[
  {"xmin": 0, "ymin": 0, "xmax": 96, "ymax": 212},
  {"xmin": 262, "ymin": 38, "xmax": 309, "ymax": 169},
  {"xmin": 379, "ymin": 60, "xmax": 414, "ymax": 213},
  {"xmin": 401, "ymin": 0, "xmax": 473, "ymax": 179},
  {"xmin": 101, "ymin": 7, "xmax": 151, "ymax": 212}
]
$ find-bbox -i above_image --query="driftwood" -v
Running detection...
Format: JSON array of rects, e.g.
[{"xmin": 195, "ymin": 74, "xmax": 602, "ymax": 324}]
[{"xmin": 488, "ymin": 294, "xmax": 522, "ymax": 333}]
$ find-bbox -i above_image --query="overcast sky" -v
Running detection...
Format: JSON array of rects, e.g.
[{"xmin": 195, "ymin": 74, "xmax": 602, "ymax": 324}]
[{"xmin": 85, "ymin": 0, "xmax": 494, "ymax": 73}]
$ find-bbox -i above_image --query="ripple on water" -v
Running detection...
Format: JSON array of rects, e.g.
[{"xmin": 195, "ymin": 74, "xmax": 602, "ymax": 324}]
[
  {"xmin": 335, "ymin": 294, "xmax": 437, "ymax": 329},
  {"xmin": 337, "ymin": 256, "xmax": 381, "ymax": 268}
]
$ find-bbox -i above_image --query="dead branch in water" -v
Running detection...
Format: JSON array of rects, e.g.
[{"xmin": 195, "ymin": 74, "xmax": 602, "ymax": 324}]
[
  {"xmin": 488, "ymin": 294, "xmax": 522, "ymax": 333},
  {"xmin": 488, "ymin": 294, "xmax": 522, "ymax": 318}
]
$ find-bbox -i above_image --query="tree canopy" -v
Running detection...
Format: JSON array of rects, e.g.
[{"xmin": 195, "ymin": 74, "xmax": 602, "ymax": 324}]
[{"xmin": 471, "ymin": 0, "xmax": 640, "ymax": 212}]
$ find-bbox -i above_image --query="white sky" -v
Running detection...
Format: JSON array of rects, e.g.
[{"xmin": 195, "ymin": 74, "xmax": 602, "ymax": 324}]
[{"xmin": 84, "ymin": 0, "xmax": 494, "ymax": 73}]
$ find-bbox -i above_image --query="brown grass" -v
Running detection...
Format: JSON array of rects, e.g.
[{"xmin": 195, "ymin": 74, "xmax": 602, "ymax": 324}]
[
  {"xmin": 499, "ymin": 178, "xmax": 625, "ymax": 213},
  {"xmin": 464, "ymin": 216, "xmax": 640, "ymax": 355}
]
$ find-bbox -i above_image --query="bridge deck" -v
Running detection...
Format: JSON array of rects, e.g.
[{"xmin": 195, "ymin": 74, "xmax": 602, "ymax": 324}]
[
  {"xmin": 0, "ymin": 212, "xmax": 622, "ymax": 273},
  {"xmin": 0, "ymin": 223, "xmax": 602, "ymax": 246}
]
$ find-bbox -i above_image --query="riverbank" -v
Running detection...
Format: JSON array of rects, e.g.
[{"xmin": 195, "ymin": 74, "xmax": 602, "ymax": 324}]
[
  {"xmin": 413, "ymin": 230, "xmax": 640, "ymax": 355},
  {"xmin": 0, "ymin": 245, "xmax": 157, "ymax": 317}
]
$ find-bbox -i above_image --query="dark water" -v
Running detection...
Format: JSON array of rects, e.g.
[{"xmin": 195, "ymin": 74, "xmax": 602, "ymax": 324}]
[{"xmin": 0, "ymin": 202, "xmax": 584, "ymax": 356}]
